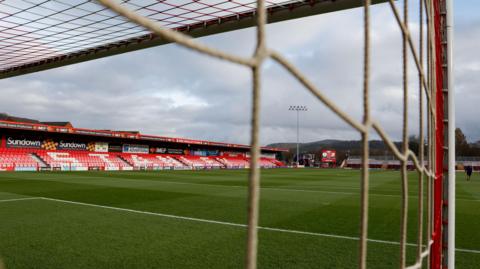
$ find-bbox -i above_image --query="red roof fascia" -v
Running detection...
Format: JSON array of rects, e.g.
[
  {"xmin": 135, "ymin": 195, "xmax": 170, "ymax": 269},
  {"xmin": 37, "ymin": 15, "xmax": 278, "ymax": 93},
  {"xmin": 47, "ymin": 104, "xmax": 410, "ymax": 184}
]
[{"xmin": 0, "ymin": 120, "xmax": 288, "ymax": 152}]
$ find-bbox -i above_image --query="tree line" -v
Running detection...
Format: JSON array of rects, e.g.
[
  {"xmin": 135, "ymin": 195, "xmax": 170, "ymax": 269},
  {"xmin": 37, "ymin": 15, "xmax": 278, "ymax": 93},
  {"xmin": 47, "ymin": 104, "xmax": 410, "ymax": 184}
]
[
  {"xmin": 408, "ymin": 128, "xmax": 480, "ymax": 157},
  {"xmin": 276, "ymin": 128, "xmax": 479, "ymax": 164}
]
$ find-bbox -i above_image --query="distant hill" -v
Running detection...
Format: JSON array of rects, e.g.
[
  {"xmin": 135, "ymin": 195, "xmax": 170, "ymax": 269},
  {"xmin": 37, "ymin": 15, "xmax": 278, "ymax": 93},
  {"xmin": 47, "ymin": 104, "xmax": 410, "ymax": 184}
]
[
  {"xmin": 270, "ymin": 137, "xmax": 480, "ymax": 162},
  {"xmin": 268, "ymin": 139, "xmax": 400, "ymax": 155}
]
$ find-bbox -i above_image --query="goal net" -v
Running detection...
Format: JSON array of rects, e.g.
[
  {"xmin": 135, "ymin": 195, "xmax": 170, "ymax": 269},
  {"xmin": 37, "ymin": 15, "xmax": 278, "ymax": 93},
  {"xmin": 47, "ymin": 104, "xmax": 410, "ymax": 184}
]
[
  {"xmin": 94, "ymin": 0, "xmax": 450, "ymax": 268},
  {"xmin": 0, "ymin": 0, "xmax": 453, "ymax": 268}
]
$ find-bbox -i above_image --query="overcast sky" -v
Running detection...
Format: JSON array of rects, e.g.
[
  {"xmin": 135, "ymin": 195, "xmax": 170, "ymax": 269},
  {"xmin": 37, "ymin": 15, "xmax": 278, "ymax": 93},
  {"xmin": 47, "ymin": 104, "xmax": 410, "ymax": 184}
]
[{"xmin": 0, "ymin": 1, "xmax": 478, "ymax": 146}]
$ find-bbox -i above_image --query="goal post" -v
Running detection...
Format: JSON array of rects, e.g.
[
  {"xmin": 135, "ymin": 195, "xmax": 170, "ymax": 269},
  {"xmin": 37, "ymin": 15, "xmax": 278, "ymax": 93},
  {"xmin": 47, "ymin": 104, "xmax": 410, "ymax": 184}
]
[
  {"xmin": 432, "ymin": 0, "xmax": 455, "ymax": 268},
  {"xmin": 446, "ymin": 0, "xmax": 455, "ymax": 268}
]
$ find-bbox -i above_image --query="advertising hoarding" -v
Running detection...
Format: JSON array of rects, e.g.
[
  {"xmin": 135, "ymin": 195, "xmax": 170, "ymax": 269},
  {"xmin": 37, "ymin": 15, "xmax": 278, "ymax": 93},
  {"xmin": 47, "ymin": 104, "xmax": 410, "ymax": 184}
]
[
  {"xmin": 220, "ymin": 151, "xmax": 245, "ymax": 157},
  {"xmin": 151, "ymin": 147, "xmax": 167, "ymax": 154},
  {"xmin": 108, "ymin": 144, "xmax": 122, "ymax": 152},
  {"xmin": 94, "ymin": 142, "xmax": 109, "ymax": 152},
  {"xmin": 167, "ymin": 148, "xmax": 184, "ymax": 155},
  {"xmin": 57, "ymin": 140, "xmax": 88, "ymax": 151},
  {"xmin": 6, "ymin": 136, "xmax": 42, "ymax": 148},
  {"xmin": 122, "ymin": 144, "xmax": 149, "ymax": 154}
]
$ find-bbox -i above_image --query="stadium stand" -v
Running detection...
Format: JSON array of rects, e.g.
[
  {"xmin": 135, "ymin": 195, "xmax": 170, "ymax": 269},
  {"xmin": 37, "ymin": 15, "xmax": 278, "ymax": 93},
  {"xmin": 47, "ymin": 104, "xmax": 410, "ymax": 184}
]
[
  {"xmin": 0, "ymin": 148, "xmax": 40, "ymax": 171},
  {"xmin": 456, "ymin": 157, "xmax": 480, "ymax": 171},
  {"xmin": 272, "ymin": 159, "xmax": 285, "ymax": 167},
  {"xmin": 119, "ymin": 153, "xmax": 187, "ymax": 169},
  {"xmin": 29, "ymin": 150, "xmax": 134, "ymax": 171},
  {"xmin": 258, "ymin": 158, "xmax": 280, "ymax": 168},
  {"xmin": 216, "ymin": 156, "xmax": 249, "ymax": 168},
  {"xmin": 262, "ymin": 157, "xmax": 285, "ymax": 167},
  {"xmin": 0, "ymin": 118, "xmax": 287, "ymax": 171},
  {"xmin": 87, "ymin": 153, "xmax": 133, "ymax": 170},
  {"xmin": 345, "ymin": 156, "xmax": 480, "ymax": 171},
  {"xmin": 215, "ymin": 156, "xmax": 284, "ymax": 168},
  {"xmin": 0, "ymin": 147, "xmax": 285, "ymax": 171},
  {"xmin": 177, "ymin": 155, "xmax": 223, "ymax": 168},
  {"xmin": 34, "ymin": 150, "xmax": 88, "ymax": 171},
  {"xmin": 345, "ymin": 156, "xmax": 417, "ymax": 170},
  {"xmin": 155, "ymin": 155, "xmax": 186, "ymax": 168}
]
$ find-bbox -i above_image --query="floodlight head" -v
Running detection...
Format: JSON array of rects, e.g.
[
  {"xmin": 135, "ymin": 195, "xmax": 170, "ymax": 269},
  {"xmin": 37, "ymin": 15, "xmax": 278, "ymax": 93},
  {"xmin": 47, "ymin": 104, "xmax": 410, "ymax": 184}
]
[{"xmin": 288, "ymin": 105, "xmax": 308, "ymax": 111}]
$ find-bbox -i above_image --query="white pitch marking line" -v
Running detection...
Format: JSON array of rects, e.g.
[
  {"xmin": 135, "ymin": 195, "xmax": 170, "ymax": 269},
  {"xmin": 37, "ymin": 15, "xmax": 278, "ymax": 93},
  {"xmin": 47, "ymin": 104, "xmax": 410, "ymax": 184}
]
[
  {"xmin": 0, "ymin": 197, "xmax": 40, "ymax": 203},
  {"xmin": 7, "ymin": 175, "xmax": 480, "ymax": 202},
  {"xmin": 40, "ymin": 197, "xmax": 246, "ymax": 228},
  {"xmin": 124, "ymin": 179, "xmax": 480, "ymax": 202},
  {"xmin": 455, "ymin": 248, "xmax": 480, "ymax": 254},
  {"xmin": 39, "ymin": 197, "xmax": 480, "ymax": 254}
]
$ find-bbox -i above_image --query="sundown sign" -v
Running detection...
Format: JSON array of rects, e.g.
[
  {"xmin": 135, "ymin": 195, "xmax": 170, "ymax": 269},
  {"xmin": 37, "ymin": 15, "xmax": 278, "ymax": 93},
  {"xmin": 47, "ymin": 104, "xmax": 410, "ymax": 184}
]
[
  {"xmin": 6, "ymin": 137, "xmax": 42, "ymax": 148},
  {"xmin": 57, "ymin": 140, "xmax": 88, "ymax": 151}
]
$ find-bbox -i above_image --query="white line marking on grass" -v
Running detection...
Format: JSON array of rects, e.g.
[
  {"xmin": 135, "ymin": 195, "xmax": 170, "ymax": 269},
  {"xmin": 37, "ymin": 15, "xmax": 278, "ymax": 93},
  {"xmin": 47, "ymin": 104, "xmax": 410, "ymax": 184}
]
[
  {"xmin": 7, "ymin": 175, "xmax": 480, "ymax": 202},
  {"xmin": 148, "ymin": 180, "xmax": 391, "ymax": 196},
  {"xmin": 455, "ymin": 248, "xmax": 480, "ymax": 254},
  {"xmin": 136, "ymin": 180, "xmax": 480, "ymax": 202},
  {"xmin": 0, "ymin": 197, "xmax": 40, "ymax": 203},
  {"xmin": 38, "ymin": 197, "xmax": 480, "ymax": 254},
  {"xmin": 40, "ymin": 197, "xmax": 247, "ymax": 228}
]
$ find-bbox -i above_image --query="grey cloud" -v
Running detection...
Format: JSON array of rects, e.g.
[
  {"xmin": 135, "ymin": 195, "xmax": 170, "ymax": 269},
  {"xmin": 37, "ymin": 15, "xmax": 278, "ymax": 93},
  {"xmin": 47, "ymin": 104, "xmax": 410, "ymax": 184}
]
[{"xmin": 0, "ymin": 3, "xmax": 478, "ymax": 145}]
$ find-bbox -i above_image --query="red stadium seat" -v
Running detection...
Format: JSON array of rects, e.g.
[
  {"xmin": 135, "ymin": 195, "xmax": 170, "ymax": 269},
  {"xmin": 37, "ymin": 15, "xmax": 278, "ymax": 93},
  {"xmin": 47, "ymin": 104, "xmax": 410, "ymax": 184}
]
[
  {"xmin": 0, "ymin": 148, "xmax": 40, "ymax": 170},
  {"xmin": 177, "ymin": 155, "xmax": 224, "ymax": 168},
  {"xmin": 0, "ymin": 148, "xmax": 284, "ymax": 170},
  {"xmin": 118, "ymin": 153, "xmax": 186, "ymax": 169}
]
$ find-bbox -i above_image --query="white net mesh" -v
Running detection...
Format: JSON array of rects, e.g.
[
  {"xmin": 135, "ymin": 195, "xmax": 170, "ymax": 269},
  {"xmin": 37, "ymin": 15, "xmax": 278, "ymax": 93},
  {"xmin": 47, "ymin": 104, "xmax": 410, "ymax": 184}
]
[{"xmin": 94, "ymin": 0, "xmax": 439, "ymax": 268}]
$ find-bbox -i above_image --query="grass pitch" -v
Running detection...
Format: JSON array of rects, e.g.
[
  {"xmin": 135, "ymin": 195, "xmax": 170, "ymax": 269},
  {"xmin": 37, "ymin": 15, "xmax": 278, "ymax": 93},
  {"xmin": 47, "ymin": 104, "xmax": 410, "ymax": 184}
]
[{"xmin": 0, "ymin": 169, "xmax": 479, "ymax": 268}]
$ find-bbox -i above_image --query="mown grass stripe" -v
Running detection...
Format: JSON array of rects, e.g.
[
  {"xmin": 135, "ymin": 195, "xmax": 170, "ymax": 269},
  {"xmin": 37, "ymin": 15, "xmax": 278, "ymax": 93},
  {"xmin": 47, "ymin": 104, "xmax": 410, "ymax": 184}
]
[
  {"xmin": 9, "ymin": 174, "xmax": 479, "ymax": 201},
  {"xmin": 35, "ymin": 197, "xmax": 480, "ymax": 254}
]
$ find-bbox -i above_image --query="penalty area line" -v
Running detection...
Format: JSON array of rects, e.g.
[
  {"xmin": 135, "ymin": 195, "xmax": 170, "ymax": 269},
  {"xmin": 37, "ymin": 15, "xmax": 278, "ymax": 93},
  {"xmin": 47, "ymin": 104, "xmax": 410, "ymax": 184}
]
[{"xmin": 38, "ymin": 197, "xmax": 480, "ymax": 254}]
